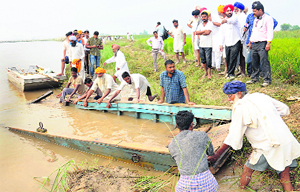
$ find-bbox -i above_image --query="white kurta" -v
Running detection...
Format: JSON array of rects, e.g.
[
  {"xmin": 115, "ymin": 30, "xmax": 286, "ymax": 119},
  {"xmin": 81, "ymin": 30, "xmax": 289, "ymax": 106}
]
[
  {"xmin": 118, "ymin": 74, "xmax": 150, "ymax": 99},
  {"xmin": 224, "ymin": 93, "xmax": 300, "ymax": 171},
  {"xmin": 105, "ymin": 50, "xmax": 130, "ymax": 80},
  {"xmin": 69, "ymin": 43, "xmax": 85, "ymax": 80},
  {"xmin": 91, "ymin": 74, "xmax": 121, "ymax": 101},
  {"xmin": 170, "ymin": 26, "xmax": 185, "ymax": 52}
]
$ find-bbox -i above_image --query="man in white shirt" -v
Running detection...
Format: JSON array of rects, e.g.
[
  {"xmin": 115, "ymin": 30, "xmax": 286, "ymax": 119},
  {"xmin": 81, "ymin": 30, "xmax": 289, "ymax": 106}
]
[
  {"xmin": 155, "ymin": 22, "xmax": 164, "ymax": 39},
  {"xmin": 69, "ymin": 36, "xmax": 85, "ymax": 80},
  {"xmin": 208, "ymin": 80, "xmax": 300, "ymax": 191},
  {"xmin": 147, "ymin": 31, "xmax": 167, "ymax": 72},
  {"xmin": 83, "ymin": 30, "xmax": 90, "ymax": 76},
  {"xmin": 234, "ymin": 2, "xmax": 247, "ymax": 77},
  {"xmin": 106, "ymin": 72, "xmax": 156, "ymax": 107},
  {"xmin": 57, "ymin": 31, "xmax": 72, "ymax": 76},
  {"xmin": 187, "ymin": 8, "xmax": 201, "ymax": 66},
  {"xmin": 168, "ymin": 20, "xmax": 186, "ymax": 64},
  {"xmin": 73, "ymin": 77, "xmax": 102, "ymax": 105},
  {"xmin": 103, "ymin": 44, "xmax": 130, "ymax": 82},
  {"xmin": 196, "ymin": 11, "xmax": 213, "ymax": 79},
  {"xmin": 246, "ymin": 1, "xmax": 274, "ymax": 87},
  {"xmin": 80, "ymin": 67, "xmax": 121, "ymax": 107},
  {"xmin": 127, "ymin": 32, "xmax": 130, "ymax": 40},
  {"xmin": 220, "ymin": 4, "xmax": 242, "ymax": 79}
]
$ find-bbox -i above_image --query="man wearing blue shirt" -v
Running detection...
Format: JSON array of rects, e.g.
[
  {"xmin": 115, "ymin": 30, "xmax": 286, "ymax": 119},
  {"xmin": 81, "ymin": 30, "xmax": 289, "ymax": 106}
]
[{"xmin": 158, "ymin": 60, "xmax": 195, "ymax": 105}]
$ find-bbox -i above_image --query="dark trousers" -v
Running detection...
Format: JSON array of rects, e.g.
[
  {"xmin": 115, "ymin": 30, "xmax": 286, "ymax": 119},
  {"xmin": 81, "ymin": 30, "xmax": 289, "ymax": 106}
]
[
  {"xmin": 226, "ymin": 41, "xmax": 241, "ymax": 77},
  {"xmin": 200, "ymin": 47, "xmax": 212, "ymax": 68},
  {"xmin": 84, "ymin": 50, "xmax": 90, "ymax": 74},
  {"xmin": 239, "ymin": 47, "xmax": 246, "ymax": 74},
  {"xmin": 251, "ymin": 41, "xmax": 272, "ymax": 83},
  {"xmin": 246, "ymin": 49, "xmax": 252, "ymax": 76}
]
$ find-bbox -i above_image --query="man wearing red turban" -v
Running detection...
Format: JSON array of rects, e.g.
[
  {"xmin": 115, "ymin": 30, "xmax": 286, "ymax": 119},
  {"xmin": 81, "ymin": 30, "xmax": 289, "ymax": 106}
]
[{"xmin": 219, "ymin": 4, "xmax": 242, "ymax": 80}]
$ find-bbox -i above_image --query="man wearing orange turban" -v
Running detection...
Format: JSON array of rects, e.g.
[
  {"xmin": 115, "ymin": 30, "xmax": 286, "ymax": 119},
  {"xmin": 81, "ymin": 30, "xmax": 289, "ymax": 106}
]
[
  {"xmin": 81, "ymin": 67, "xmax": 121, "ymax": 107},
  {"xmin": 103, "ymin": 44, "xmax": 130, "ymax": 82}
]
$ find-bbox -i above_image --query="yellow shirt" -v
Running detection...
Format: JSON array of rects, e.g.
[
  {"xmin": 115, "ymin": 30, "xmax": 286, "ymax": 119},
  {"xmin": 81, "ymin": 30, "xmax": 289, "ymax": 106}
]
[{"xmin": 68, "ymin": 76, "xmax": 85, "ymax": 95}]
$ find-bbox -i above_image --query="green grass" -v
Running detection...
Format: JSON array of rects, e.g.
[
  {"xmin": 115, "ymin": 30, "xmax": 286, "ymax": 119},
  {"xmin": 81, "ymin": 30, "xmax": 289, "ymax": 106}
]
[{"xmin": 274, "ymin": 30, "xmax": 300, "ymax": 39}]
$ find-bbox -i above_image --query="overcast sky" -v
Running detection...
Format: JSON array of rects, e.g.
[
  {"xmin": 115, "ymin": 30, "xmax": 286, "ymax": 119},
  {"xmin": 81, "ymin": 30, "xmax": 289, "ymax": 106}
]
[{"xmin": 1, "ymin": 0, "xmax": 299, "ymax": 41}]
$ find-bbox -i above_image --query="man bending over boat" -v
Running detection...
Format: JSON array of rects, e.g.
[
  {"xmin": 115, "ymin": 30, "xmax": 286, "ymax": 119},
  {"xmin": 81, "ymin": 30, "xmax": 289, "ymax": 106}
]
[
  {"xmin": 79, "ymin": 67, "xmax": 121, "ymax": 107},
  {"xmin": 158, "ymin": 60, "xmax": 195, "ymax": 105},
  {"xmin": 73, "ymin": 77, "xmax": 102, "ymax": 105},
  {"xmin": 207, "ymin": 80, "xmax": 300, "ymax": 191},
  {"xmin": 57, "ymin": 67, "xmax": 86, "ymax": 103},
  {"xmin": 168, "ymin": 111, "xmax": 218, "ymax": 192},
  {"xmin": 106, "ymin": 71, "xmax": 156, "ymax": 108},
  {"xmin": 103, "ymin": 44, "xmax": 130, "ymax": 82}
]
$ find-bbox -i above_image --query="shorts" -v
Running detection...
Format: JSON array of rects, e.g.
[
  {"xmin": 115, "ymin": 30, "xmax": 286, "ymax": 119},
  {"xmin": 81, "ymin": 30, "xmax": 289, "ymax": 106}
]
[
  {"xmin": 200, "ymin": 47, "xmax": 212, "ymax": 68},
  {"xmin": 245, "ymin": 154, "xmax": 298, "ymax": 174},
  {"xmin": 146, "ymin": 86, "xmax": 152, "ymax": 96}
]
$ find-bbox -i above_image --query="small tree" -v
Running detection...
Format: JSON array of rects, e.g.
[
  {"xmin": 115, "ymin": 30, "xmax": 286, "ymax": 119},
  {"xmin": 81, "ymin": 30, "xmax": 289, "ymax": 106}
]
[
  {"xmin": 292, "ymin": 25, "xmax": 300, "ymax": 31},
  {"xmin": 281, "ymin": 23, "xmax": 292, "ymax": 31}
]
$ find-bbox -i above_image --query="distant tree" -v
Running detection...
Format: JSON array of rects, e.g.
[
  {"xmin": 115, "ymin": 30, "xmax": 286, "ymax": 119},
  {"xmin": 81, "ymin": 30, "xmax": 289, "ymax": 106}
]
[
  {"xmin": 139, "ymin": 30, "xmax": 148, "ymax": 35},
  {"xmin": 292, "ymin": 25, "xmax": 300, "ymax": 31},
  {"xmin": 281, "ymin": 23, "xmax": 292, "ymax": 31}
]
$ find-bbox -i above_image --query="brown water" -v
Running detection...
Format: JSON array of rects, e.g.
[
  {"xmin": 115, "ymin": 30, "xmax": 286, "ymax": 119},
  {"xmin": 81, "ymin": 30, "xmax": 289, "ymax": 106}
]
[{"xmin": 0, "ymin": 41, "xmax": 241, "ymax": 191}]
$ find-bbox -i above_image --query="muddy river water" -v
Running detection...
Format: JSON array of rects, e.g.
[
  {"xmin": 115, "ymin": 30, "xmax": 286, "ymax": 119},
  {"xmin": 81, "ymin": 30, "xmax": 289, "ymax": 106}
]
[{"xmin": 0, "ymin": 41, "xmax": 243, "ymax": 191}]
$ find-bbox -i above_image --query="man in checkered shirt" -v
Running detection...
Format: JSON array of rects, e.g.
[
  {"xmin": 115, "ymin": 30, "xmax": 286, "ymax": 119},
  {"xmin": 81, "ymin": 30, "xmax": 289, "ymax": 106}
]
[{"xmin": 158, "ymin": 60, "xmax": 195, "ymax": 105}]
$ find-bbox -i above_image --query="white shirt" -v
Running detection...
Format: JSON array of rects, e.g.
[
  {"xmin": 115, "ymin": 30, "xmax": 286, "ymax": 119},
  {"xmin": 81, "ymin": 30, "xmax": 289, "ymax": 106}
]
[
  {"xmin": 250, "ymin": 14, "xmax": 274, "ymax": 43},
  {"xmin": 82, "ymin": 37, "xmax": 90, "ymax": 51},
  {"xmin": 155, "ymin": 25, "xmax": 164, "ymax": 37},
  {"xmin": 146, "ymin": 36, "xmax": 164, "ymax": 50},
  {"xmin": 224, "ymin": 93, "xmax": 300, "ymax": 171},
  {"xmin": 188, "ymin": 17, "xmax": 201, "ymax": 32},
  {"xmin": 170, "ymin": 26, "xmax": 185, "ymax": 51},
  {"xmin": 105, "ymin": 50, "xmax": 129, "ymax": 73},
  {"xmin": 91, "ymin": 74, "xmax": 120, "ymax": 100},
  {"xmin": 221, "ymin": 15, "xmax": 241, "ymax": 46},
  {"xmin": 69, "ymin": 43, "xmax": 84, "ymax": 62},
  {"xmin": 118, "ymin": 74, "xmax": 150, "ymax": 98},
  {"xmin": 63, "ymin": 40, "xmax": 70, "ymax": 57},
  {"xmin": 211, "ymin": 14, "xmax": 223, "ymax": 49},
  {"xmin": 197, "ymin": 21, "xmax": 213, "ymax": 48}
]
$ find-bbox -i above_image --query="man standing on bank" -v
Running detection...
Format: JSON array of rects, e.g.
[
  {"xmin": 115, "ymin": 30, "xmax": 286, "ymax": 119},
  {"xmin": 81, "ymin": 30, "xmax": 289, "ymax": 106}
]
[
  {"xmin": 158, "ymin": 60, "xmax": 195, "ymax": 105},
  {"xmin": 208, "ymin": 80, "xmax": 300, "ymax": 191},
  {"xmin": 196, "ymin": 10, "xmax": 213, "ymax": 79},
  {"xmin": 86, "ymin": 31, "xmax": 103, "ymax": 78},
  {"xmin": 246, "ymin": 1, "xmax": 274, "ymax": 87},
  {"xmin": 168, "ymin": 20, "xmax": 186, "ymax": 64},
  {"xmin": 146, "ymin": 31, "xmax": 167, "ymax": 72},
  {"xmin": 220, "ymin": 4, "xmax": 242, "ymax": 80}
]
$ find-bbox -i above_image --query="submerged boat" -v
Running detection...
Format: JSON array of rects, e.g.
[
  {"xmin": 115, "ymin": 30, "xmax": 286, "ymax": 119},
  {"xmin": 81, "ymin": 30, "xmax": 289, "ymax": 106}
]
[
  {"xmin": 75, "ymin": 101, "xmax": 232, "ymax": 127},
  {"xmin": 6, "ymin": 65, "xmax": 66, "ymax": 91},
  {"xmin": 8, "ymin": 102, "xmax": 232, "ymax": 173}
]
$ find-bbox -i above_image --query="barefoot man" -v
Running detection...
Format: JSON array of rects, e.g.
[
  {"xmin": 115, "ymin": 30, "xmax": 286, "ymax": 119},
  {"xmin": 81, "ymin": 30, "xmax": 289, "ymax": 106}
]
[{"xmin": 208, "ymin": 80, "xmax": 300, "ymax": 191}]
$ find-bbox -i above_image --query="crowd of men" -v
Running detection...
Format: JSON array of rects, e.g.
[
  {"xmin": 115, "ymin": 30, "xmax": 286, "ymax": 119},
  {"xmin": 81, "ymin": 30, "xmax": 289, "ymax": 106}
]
[{"xmin": 54, "ymin": 1, "xmax": 300, "ymax": 191}]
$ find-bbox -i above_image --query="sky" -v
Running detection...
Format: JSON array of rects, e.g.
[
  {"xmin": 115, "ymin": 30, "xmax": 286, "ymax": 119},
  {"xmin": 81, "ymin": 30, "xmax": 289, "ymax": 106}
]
[{"xmin": 1, "ymin": 0, "xmax": 299, "ymax": 41}]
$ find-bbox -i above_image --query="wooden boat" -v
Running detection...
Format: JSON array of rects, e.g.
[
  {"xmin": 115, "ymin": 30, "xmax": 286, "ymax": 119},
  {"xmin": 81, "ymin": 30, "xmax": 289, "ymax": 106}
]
[
  {"xmin": 8, "ymin": 122, "xmax": 230, "ymax": 173},
  {"xmin": 6, "ymin": 65, "xmax": 66, "ymax": 91},
  {"xmin": 75, "ymin": 101, "xmax": 232, "ymax": 127}
]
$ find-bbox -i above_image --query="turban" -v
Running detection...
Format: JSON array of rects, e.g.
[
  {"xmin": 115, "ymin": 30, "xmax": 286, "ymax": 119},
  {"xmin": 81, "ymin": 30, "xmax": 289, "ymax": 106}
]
[
  {"xmin": 111, "ymin": 44, "xmax": 120, "ymax": 50},
  {"xmin": 200, "ymin": 7, "xmax": 207, "ymax": 13},
  {"xmin": 234, "ymin": 2, "xmax": 245, "ymax": 10},
  {"xmin": 223, "ymin": 80, "xmax": 247, "ymax": 94},
  {"xmin": 223, "ymin": 4, "xmax": 234, "ymax": 13},
  {"xmin": 78, "ymin": 30, "xmax": 83, "ymax": 35},
  {"xmin": 65, "ymin": 31, "xmax": 72, "ymax": 37},
  {"xmin": 72, "ymin": 59, "xmax": 81, "ymax": 72},
  {"xmin": 201, "ymin": 10, "xmax": 211, "ymax": 16},
  {"xmin": 195, "ymin": 5, "xmax": 201, "ymax": 10},
  {"xmin": 69, "ymin": 36, "xmax": 77, "ymax": 41},
  {"xmin": 217, "ymin": 5, "xmax": 225, "ymax": 13},
  {"xmin": 95, "ymin": 67, "xmax": 106, "ymax": 74}
]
